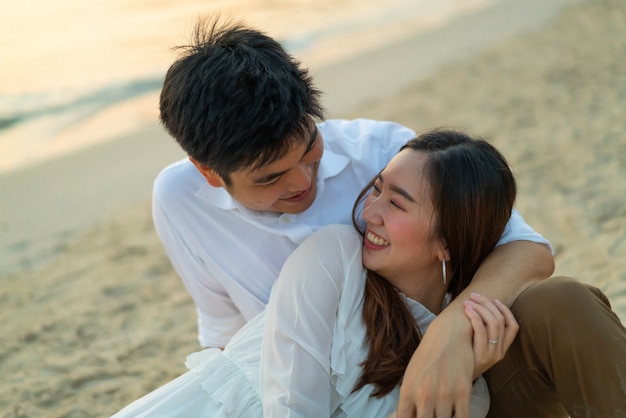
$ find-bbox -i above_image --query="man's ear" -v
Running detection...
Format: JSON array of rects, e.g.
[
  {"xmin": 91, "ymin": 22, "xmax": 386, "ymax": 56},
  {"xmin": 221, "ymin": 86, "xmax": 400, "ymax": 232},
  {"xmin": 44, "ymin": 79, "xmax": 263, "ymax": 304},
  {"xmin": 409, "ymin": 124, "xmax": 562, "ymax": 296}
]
[{"xmin": 189, "ymin": 157, "xmax": 225, "ymax": 188}]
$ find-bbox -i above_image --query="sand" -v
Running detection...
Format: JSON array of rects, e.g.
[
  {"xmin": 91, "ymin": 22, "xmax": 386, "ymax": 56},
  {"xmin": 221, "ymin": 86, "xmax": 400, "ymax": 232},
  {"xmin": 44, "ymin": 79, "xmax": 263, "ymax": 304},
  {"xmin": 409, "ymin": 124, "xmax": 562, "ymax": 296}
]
[{"xmin": 1, "ymin": 0, "xmax": 624, "ymax": 416}]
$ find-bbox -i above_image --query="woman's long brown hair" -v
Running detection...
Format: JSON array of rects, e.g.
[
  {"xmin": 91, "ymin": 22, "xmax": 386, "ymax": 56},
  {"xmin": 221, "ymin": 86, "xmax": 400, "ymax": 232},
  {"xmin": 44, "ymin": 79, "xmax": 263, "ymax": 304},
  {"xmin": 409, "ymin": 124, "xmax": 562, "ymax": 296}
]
[{"xmin": 351, "ymin": 129, "xmax": 516, "ymax": 397}]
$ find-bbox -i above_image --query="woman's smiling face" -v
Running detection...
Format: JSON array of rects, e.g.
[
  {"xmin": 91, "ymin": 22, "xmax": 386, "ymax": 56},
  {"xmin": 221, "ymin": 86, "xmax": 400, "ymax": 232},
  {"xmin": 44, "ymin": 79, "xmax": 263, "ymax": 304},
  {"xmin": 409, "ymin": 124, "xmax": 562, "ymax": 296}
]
[{"xmin": 361, "ymin": 149, "xmax": 443, "ymax": 294}]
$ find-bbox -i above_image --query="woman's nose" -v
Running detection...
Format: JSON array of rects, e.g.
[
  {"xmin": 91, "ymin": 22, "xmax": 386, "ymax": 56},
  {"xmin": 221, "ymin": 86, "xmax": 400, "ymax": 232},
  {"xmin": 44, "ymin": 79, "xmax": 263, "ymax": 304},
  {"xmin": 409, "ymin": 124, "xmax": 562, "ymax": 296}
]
[{"xmin": 362, "ymin": 197, "xmax": 383, "ymax": 225}]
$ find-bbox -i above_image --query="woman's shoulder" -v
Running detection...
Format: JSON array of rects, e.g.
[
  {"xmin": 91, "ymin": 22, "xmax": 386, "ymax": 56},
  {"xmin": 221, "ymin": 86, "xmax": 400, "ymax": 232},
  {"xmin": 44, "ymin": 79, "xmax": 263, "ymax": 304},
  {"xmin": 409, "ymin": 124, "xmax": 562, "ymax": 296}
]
[
  {"xmin": 314, "ymin": 223, "xmax": 359, "ymax": 238},
  {"xmin": 286, "ymin": 224, "xmax": 363, "ymax": 290},
  {"xmin": 305, "ymin": 224, "xmax": 362, "ymax": 252}
]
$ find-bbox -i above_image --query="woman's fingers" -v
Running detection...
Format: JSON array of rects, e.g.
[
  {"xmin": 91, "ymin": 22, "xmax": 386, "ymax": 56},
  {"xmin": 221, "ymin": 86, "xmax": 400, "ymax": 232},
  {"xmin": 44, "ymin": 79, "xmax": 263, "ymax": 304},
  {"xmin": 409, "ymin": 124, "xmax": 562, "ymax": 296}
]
[
  {"xmin": 464, "ymin": 301, "xmax": 487, "ymax": 337},
  {"xmin": 492, "ymin": 299, "xmax": 519, "ymax": 350},
  {"xmin": 465, "ymin": 297, "xmax": 501, "ymax": 348},
  {"xmin": 464, "ymin": 294, "xmax": 519, "ymax": 374},
  {"xmin": 469, "ymin": 293, "xmax": 505, "ymax": 342},
  {"xmin": 464, "ymin": 302, "xmax": 491, "ymax": 375}
]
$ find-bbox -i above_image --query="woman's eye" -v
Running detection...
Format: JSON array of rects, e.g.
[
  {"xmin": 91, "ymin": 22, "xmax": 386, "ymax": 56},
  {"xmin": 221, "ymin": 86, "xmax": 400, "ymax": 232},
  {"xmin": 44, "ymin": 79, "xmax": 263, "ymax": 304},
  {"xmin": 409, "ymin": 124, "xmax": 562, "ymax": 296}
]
[{"xmin": 391, "ymin": 200, "xmax": 402, "ymax": 209}]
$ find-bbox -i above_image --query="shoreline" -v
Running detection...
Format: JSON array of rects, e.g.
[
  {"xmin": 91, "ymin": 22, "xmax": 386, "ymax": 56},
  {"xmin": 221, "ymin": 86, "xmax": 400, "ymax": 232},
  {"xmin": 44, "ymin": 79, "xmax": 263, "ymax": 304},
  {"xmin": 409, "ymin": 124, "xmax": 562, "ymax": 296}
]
[
  {"xmin": 0, "ymin": 0, "xmax": 490, "ymax": 177},
  {"xmin": 0, "ymin": 0, "xmax": 582, "ymax": 279}
]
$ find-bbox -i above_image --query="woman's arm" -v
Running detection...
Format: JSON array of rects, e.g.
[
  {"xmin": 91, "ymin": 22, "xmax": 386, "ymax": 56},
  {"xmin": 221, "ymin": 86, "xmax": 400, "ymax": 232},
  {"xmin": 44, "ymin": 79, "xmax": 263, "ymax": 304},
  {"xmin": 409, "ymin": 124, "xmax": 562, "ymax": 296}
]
[{"xmin": 260, "ymin": 225, "xmax": 361, "ymax": 417}]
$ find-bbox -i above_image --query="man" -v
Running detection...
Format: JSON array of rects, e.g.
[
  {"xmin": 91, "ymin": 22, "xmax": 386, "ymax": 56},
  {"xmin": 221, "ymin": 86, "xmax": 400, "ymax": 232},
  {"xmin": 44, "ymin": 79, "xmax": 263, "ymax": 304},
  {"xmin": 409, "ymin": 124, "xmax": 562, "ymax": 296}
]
[{"xmin": 153, "ymin": 16, "xmax": 626, "ymax": 418}]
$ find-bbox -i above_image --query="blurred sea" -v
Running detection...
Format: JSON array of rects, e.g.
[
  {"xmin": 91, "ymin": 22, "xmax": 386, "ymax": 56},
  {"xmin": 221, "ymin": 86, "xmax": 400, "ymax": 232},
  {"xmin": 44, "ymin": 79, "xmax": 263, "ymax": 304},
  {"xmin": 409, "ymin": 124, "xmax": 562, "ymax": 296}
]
[{"xmin": 0, "ymin": 0, "xmax": 492, "ymax": 173}]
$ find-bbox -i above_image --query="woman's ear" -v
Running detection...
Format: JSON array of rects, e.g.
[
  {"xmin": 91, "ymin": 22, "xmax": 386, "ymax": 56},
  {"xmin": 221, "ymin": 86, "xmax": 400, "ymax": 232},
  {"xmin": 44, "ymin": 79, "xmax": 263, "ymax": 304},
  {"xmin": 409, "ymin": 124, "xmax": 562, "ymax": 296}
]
[
  {"xmin": 436, "ymin": 239, "xmax": 451, "ymax": 263},
  {"xmin": 190, "ymin": 158, "xmax": 225, "ymax": 188}
]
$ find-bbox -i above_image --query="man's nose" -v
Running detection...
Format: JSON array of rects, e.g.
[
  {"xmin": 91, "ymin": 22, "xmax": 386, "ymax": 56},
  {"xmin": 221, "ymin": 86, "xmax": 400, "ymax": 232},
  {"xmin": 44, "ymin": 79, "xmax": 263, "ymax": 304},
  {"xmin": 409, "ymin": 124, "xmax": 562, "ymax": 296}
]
[{"xmin": 288, "ymin": 163, "xmax": 313, "ymax": 190}]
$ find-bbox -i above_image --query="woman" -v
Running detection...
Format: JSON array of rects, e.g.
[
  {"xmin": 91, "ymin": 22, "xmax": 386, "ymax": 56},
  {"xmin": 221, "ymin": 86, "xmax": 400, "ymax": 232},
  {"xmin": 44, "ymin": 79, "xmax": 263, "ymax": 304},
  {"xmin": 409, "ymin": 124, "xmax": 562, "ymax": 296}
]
[{"xmin": 112, "ymin": 129, "xmax": 518, "ymax": 417}]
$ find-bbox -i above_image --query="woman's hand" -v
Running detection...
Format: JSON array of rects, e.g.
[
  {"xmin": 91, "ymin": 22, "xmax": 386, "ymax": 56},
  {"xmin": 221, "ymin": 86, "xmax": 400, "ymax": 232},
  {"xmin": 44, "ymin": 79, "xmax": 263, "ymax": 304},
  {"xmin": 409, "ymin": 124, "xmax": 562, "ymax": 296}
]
[{"xmin": 464, "ymin": 293, "xmax": 519, "ymax": 376}]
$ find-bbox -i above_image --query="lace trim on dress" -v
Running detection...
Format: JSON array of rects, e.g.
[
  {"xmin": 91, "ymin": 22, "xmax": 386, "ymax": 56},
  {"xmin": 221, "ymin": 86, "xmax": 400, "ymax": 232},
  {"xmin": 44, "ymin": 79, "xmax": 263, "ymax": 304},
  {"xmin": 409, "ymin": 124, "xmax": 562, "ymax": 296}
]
[{"xmin": 185, "ymin": 349, "xmax": 263, "ymax": 418}]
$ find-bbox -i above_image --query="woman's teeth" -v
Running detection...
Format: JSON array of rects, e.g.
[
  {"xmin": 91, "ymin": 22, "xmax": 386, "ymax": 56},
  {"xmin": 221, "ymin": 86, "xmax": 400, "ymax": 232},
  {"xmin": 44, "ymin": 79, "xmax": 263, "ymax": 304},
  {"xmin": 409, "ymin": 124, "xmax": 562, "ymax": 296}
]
[{"xmin": 367, "ymin": 232, "xmax": 389, "ymax": 246}]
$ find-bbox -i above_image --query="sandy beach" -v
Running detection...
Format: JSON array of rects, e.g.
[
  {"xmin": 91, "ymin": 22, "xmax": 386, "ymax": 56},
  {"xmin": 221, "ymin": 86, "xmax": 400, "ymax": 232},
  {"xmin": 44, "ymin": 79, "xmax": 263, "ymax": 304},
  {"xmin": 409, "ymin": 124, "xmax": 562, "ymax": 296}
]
[{"xmin": 1, "ymin": 0, "xmax": 625, "ymax": 416}]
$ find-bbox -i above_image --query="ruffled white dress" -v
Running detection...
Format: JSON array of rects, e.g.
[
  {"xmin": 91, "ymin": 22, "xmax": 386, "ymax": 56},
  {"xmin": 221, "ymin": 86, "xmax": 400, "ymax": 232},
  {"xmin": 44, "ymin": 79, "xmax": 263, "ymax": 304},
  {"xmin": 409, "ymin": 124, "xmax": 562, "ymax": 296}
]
[{"xmin": 112, "ymin": 225, "xmax": 489, "ymax": 417}]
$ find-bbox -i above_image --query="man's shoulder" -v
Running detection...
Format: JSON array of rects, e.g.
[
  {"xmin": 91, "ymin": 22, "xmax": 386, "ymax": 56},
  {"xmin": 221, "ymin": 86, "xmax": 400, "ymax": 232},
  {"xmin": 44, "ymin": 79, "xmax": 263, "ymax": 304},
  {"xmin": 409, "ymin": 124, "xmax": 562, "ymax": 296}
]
[
  {"xmin": 152, "ymin": 158, "xmax": 221, "ymax": 211},
  {"xmin": 154, "ymin": 157, "xmax": 196, "ymax": 184},
  {"xmin": 319, "ymin": 118, "xmax": 409, "ymax": 137},
  {"xmin": 319, "ymin": 118, "xmax": 415, "ymax": 151}
]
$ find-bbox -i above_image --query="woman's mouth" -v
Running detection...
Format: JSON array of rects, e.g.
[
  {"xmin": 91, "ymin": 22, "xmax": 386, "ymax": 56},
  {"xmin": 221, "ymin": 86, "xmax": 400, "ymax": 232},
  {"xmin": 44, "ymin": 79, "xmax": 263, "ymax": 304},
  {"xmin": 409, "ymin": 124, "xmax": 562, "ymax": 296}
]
[{"xmin": 365, "ymin": 230, "xmax": 389, "ymax": 248}]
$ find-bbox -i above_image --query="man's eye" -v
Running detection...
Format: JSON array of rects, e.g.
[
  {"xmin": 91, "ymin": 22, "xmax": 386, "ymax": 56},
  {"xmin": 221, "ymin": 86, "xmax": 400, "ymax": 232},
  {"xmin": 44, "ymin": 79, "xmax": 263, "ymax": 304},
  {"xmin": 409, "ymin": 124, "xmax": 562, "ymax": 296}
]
[{"xmin": 259, "ymin": 178, "xmax": 279, "ymax": 186}]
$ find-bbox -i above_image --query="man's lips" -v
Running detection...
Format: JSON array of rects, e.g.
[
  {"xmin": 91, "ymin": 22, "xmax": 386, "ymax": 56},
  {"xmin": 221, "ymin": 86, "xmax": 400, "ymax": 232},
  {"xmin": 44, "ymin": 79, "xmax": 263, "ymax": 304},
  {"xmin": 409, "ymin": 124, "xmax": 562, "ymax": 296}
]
[{"xmin": 282, "ymin": 185, "xmax": 313, "ymax": 202}]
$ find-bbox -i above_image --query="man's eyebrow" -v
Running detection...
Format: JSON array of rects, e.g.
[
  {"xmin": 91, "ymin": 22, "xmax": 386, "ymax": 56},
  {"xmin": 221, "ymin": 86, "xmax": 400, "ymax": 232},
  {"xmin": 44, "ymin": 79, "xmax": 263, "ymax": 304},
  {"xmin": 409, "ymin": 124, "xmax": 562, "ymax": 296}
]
[
  {"xmin": 252, "ymin": 126, "xmax": 319, "ymax": 185},
  {"xmin": 378, "ymin": 173, "xmax": 416, "ymax": 203}
]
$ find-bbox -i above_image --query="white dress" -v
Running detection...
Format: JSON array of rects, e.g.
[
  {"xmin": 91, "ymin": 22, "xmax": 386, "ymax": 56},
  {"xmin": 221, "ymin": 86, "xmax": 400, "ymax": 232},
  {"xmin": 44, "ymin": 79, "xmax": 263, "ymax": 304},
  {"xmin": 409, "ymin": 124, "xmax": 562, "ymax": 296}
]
[{"xmin": 112, "ymin": 225, "xmax": 490, "ymax": 417}]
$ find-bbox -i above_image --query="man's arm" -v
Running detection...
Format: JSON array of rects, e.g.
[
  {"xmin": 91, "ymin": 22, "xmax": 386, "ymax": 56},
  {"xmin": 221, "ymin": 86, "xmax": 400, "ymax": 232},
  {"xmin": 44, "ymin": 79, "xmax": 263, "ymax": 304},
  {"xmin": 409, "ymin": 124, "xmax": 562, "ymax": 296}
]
[
  {"xmin": 460, "ymin": 239, "xmax": 554, "ymax": 305},
  {"xmin": 396, "ymin": 240, "xmax": 554, "ymax": 418},
  {"xmin": 152, "ymin": 190, "xmax": 246, "ymax": 348}
]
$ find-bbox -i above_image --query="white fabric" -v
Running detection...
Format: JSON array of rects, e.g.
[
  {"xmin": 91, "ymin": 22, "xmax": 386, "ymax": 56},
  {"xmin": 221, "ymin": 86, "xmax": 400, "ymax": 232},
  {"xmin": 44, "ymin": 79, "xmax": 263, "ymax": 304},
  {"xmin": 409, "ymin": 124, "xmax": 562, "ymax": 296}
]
[
  {"xmin": 152, "ymin": 118, "xmax": 552, "ymax": 348},
  {"xmin": 111, "ymin": 225, "xmax": 491, "ymax": 418}
]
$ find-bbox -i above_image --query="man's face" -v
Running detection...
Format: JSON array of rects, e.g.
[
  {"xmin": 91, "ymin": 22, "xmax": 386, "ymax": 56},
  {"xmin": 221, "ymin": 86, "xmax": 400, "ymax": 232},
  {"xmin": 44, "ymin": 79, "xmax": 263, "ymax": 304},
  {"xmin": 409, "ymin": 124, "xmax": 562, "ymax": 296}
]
[{"xmin": 212, "ymin": 127, "xmax": 324, "ymax": 214}]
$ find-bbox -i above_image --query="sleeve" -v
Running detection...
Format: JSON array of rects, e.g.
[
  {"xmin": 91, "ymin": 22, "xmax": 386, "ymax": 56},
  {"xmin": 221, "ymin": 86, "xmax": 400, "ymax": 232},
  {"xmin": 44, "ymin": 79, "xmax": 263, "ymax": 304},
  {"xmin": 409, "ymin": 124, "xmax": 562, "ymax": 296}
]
[
  {"xmin": 152, "ymin": 190, "xmax": 246, "ymax": 348},
  {"xmin": 470, "ymin": 376, "xmax": 490, "ymax": 418},
  {"xmin": 497, "ymin": 209, "xmax": 554, "ymax": 254},
  {"xmin": 260, "ymin": 225, "xmax": 359, "ymax": 417}
]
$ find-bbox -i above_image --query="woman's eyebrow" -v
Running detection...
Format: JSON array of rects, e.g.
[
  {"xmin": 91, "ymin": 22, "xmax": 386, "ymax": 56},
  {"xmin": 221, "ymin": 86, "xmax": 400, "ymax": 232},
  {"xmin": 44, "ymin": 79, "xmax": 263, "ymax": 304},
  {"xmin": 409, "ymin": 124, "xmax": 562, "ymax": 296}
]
[{"xmin": 379, "ymin": 173, "xmax": 416, "ymax": 203}]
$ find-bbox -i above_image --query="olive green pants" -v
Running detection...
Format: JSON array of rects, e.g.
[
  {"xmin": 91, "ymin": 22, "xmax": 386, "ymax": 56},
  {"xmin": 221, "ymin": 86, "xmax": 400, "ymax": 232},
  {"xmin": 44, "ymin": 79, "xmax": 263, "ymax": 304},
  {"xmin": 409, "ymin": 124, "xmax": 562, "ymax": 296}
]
[{"xmin": 485, "ymin": 276, "xmax": 626, "ymax": 418}]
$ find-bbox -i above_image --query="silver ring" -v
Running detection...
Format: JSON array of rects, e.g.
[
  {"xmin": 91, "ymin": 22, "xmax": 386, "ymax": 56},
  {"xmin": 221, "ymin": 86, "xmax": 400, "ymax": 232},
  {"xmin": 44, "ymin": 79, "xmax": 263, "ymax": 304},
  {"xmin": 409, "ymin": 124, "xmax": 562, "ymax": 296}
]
[{"xmin": 488, "ymin": 339, "xmax": 499, "ymax": 345}]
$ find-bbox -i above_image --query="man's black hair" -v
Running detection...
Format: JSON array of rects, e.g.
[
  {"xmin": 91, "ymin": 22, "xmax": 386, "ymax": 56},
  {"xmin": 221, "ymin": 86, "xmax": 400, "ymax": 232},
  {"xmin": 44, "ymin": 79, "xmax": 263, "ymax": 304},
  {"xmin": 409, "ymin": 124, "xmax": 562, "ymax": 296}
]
[{"xmin": 159, "ymin": 15, "xmax": 325, "ymax": 184}]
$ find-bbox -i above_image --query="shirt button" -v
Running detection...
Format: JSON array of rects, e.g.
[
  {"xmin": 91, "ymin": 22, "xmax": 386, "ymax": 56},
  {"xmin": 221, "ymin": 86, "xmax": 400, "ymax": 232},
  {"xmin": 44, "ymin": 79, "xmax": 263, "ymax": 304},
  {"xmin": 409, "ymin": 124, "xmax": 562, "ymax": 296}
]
[{"xmin": 281, "ymin": 216, "xmax": 290, "ymax": 224}]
